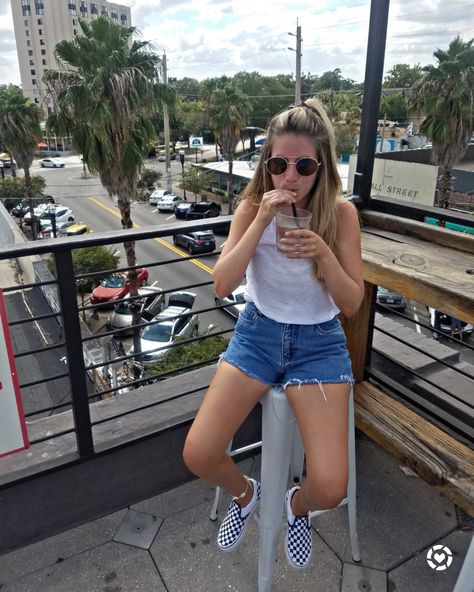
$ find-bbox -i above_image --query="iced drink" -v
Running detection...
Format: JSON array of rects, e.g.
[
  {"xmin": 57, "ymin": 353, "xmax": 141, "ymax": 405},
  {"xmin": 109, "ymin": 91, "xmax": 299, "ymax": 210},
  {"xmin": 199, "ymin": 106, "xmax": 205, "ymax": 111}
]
[{"xmin": 275, "ymin": 206, "xmax": 312, "ymax": 249}]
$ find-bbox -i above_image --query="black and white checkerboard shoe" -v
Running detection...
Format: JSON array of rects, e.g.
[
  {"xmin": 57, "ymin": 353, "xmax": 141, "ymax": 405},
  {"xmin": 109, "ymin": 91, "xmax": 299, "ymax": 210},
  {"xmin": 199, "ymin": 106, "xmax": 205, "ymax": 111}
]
[
  {"xmin": 285, "ymin": 486, "xmax": 312, "ymax": 569},
  {"xmin": 217, "ymin": 478, "xmax": 261, "ymax": 552}
]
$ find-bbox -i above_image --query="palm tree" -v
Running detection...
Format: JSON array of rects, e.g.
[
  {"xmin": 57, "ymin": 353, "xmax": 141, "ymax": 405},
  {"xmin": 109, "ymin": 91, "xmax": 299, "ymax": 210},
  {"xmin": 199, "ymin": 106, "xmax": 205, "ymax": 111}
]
[
  {"xmin": 44, "ymin": 17, "xmax": 175, "ymax": 365},
  {"xmin": 207, "ymin": 85, "xmax": 251, "ymax": 214},
  {"xmin": 0, "ymin": 84, "xmax": 43, "ymax": 239},
  {"xmin": 412, "ymin": 36, "xmax": 474, "ymax": 208}
]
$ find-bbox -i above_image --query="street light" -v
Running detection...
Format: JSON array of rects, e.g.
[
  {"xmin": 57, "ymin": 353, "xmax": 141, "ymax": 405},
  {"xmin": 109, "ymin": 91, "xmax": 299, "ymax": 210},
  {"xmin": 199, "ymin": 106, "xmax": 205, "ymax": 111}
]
[{"xmin": 179, "ymin": 149, "xmax": 187, "ymax": 201}]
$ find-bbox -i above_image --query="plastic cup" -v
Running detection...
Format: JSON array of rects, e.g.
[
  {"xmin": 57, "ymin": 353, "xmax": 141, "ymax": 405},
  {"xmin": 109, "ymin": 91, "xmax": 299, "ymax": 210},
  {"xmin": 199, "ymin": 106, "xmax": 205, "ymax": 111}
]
[{"xmin": 275, "ymin": 206, "xmax": 312, "ymax": 249}]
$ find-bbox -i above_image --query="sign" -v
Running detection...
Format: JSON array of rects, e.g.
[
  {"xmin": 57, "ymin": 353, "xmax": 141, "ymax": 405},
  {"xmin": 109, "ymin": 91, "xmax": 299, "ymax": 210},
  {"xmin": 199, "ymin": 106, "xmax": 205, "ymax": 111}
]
[
  {"xmin": 189, "ymin": 136, "xmax": 203, "ymax": 148},
  {"xmin": 0, "ymin": 289, "xmax": 29, "ymax": 457},
  {"xmin": 347, "ymin": 155, "xmax": 437, "ymax": 206}
]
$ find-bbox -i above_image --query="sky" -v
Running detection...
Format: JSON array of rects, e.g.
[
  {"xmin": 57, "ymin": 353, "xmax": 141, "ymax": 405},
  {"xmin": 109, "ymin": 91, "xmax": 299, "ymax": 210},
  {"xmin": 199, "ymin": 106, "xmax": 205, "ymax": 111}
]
[{"xmin": 0, "ymin": 0, "xmax": 472, "ymax": 87}]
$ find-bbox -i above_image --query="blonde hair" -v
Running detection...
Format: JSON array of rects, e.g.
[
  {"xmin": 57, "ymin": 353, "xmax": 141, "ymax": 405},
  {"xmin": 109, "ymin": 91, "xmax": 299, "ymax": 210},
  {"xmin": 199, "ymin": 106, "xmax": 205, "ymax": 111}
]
[{"xmin": 241, "ymin": 98, "xmax": 342, "ymax": 276}]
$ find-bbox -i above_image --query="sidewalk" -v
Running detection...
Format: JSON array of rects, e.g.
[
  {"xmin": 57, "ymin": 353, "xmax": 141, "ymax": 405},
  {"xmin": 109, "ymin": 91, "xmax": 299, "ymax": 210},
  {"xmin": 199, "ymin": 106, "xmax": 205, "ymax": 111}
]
[{"xmin": 0, "ymin": 435, "xmax": 471, "ymax": 591}]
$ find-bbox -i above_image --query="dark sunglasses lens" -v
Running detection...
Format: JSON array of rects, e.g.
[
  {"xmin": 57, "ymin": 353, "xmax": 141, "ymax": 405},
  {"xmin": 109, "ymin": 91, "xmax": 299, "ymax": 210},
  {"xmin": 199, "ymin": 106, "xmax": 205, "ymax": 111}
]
[
  {"xmin": 267, "ymin": 157, "xmax": 287, "ymax": 175},
  {"xmin": 296, "ymin": 158, "xmax": 318, "ymax": 176}
]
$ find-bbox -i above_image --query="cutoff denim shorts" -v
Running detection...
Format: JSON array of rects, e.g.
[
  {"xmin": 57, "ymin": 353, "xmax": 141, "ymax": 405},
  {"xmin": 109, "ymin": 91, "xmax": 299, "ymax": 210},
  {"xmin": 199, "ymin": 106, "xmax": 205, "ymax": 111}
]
[{"xmin": 222, "ymin": 302, "xmax": 354, "ymax": 390}]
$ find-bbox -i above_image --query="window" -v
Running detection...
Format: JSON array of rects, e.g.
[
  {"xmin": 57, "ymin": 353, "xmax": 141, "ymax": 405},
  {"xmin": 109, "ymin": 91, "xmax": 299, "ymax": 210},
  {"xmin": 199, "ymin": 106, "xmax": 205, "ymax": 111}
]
[
  {"xmin": 111, "ymin": 9, "xmax": 118, "ymax": 19},
  {"xmin": 34, "ymin": 98, "xmax": 39, "ymax": 103},
  {"xmin": 27, "ymin": 40, "xmax": 32, "ymax": 46},
  {"xmin": 35, "ymin": 2, "xmax": 44, "ymax": 15},
  {"xmin": 90, "ymin": 2, "xmax": 97, "ymax": 14},
  {"xmin": 22, "ymin": 0, "xmax": 31, "ymax": 16},
  {"xmin": 28, "ymin": 49, "xmax": 33, "ymax": 56},
  {"xmin": 42, "ymin": 59, "xmax": 47, "ymax": 65},
  {"xmin": 120, "ymin": 10, "xmax": 127, "ymax": 23},
  {"xmin": 38, "ymin": 29, "xmax": 43, "ymax": 35},
  {"xmin": 37, "ymin": 18, "xmax": 42, "ymax": 24},
  {"xmin": 100, "ymin": 5, "xmax": 107, "ymax": 16},
  {"xmin": 40, "ymin": 39, "xmax": 45, "ymax": 45},
  {"xmin": 41, "ymin": 49, "xmax": 46, "ymax": 55},
  {"xmin": 26, "ymin": 30, "xmax": 30, "ymax": 36},
  {"xmin": 73, "ymin": 29, "xmax": 78, "ymax": 35},
  {"xmin": 31, "ymin": 69, "xmax": 36, "ymax": 75},
  {"xmin": 72, "ymin": 18, "xmax": 77, "ymax": 25},
  {"xmin": 29, "ymin": 59, "xmax": 34, "ymax": 65},
  {"xmin": 32, "ymin": 79, "xmax": 36, "ymax": 85},
  {"xmin": 24, "ymin": 19, "xmax": 29, "ymax": 26},
  {"xmin": 68, "ymin": 3, "xmax": 77, "ymax": 15},
  {"xmin": 79, "ymin": 1, "xmax": 87, "ymax": 13}
]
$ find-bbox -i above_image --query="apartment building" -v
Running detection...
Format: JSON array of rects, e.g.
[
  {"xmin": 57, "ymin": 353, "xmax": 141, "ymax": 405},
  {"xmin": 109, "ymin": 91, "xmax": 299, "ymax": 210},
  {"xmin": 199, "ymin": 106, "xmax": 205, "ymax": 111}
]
[{"xmin": 11, "ymin": 0, "xmax": 131, "ymax": 116}]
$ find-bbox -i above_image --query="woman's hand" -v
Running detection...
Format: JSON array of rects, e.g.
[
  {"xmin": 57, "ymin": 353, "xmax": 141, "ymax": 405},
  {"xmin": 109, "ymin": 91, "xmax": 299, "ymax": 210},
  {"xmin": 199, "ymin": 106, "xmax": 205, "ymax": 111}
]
[
  {"xmin": 255, "ymin": 189, "xmax": 297, "ymax": 228},
  {"xmin": 279, "ymin": 228, "xmax": 327, "ymax": 260}
]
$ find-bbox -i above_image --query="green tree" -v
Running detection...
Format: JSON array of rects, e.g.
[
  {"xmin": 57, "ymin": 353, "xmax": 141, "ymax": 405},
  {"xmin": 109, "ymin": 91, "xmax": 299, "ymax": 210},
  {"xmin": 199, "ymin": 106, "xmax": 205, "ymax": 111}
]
[
  {"xmin": 412, "ymin": 36, "xmax": 474, "ymax": 207},
  {"xmin": 44, "ymin": 17, "xmax": 174, "ymax": 358},
  {"xmin": 0, "ymin": 84, "xmax": 43, "ymax": 239},
  {"xmin": 0, "ymin": 175, "xmax": 46, "ymax": 212},
  {"xmin": 379, "ymin": 93, "xmax": 409, "ymax": 121},
  {"xmin": 383, "ymin": 63, "xmax": 423, "ymax": 88},
  {"xmin": 207, "ymin": 85, "xmax": 251, "ymax": 213},
  {"xmin": 178, "ymin": 165, "xmax": 217, "ymax": 201}
]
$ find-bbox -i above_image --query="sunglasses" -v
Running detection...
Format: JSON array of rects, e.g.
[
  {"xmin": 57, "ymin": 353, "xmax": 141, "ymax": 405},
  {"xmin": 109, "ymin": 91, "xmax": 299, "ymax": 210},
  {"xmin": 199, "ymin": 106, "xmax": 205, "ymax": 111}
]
[{"xmin": 265, "ymin": 156, "xmax": 321, "ymax": 177}]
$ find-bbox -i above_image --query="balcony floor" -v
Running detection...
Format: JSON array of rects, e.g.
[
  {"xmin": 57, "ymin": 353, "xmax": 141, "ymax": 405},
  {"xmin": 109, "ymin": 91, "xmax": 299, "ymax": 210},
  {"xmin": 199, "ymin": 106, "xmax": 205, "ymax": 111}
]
[{"xmin": 0, "ymin": 436, "xmax": 471, "ymax": 592}]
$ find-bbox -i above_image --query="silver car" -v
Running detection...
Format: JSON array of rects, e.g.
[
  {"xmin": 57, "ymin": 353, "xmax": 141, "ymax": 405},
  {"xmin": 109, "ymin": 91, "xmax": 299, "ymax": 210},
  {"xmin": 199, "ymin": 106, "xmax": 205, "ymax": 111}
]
[
  {"xmin": 214, "ymin": 285, "xmax": 247, "ymax": 318},
  {"xmin": 130, "ymin": 292, "xmax": 200, "ymax": 366},
  {"xmin": 108, "ymin": 286, "xmax": 165, "ymax": 335}
]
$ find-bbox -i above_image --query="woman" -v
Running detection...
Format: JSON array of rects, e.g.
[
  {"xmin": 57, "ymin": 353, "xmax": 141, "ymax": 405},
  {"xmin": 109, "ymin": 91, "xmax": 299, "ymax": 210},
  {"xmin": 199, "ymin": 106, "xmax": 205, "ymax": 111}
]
[{"xmin": 183, "ymin": 98, "xmax": 364, "ymax": 569}]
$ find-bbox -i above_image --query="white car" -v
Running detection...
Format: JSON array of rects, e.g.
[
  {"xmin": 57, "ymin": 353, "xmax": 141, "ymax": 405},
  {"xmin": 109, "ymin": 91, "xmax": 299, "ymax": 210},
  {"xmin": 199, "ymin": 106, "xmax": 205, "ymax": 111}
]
[
  {"xmin": 156, "ymin": 195, "xmax": 185, "ymax": 212},
  {"xmin": 129, "ymin": 292, "xmax": 199, "ymax": 366},
  {"xmin": 34, "ymin": 205, "xmax": 74, "ymax": 229},
  {"xmin": 214, "ymin": 285, "xmax": 247, "ymax": 318},
  {"xmin": 39, "ymin": 157, "xmax": 65, "ymax": 168},
  {"xmin": 149, "ymin": 189, "xmax": 175, "ymax": 206},
  {"xmin": 23, "ymin": 202, "xmax": 51, "ymax": 225}
]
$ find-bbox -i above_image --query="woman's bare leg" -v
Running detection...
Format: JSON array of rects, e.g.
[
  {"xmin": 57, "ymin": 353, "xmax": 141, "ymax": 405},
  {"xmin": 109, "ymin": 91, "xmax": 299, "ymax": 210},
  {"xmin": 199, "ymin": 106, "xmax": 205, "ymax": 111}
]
[
  {"xmin": 285, "ymin": 382, "xmax": 350, "ymax": 514},
  {"xmin": 183, "ymin": 361, "xmax": 268, "ymax": 505}
]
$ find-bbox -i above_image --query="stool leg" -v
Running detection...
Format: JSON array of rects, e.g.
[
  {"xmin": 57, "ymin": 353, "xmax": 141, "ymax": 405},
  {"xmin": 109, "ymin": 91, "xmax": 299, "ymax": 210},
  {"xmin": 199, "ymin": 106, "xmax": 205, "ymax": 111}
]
[
  {"xmin": 290, "ymin": 424, "xmax": 305, "ymax": 485},
  {"xmin": 347, "ymin": 387, "xmax": 361, "ymax": 562},
  {"xmin": 453, "ymin": 534, "xmax": 474, "ymax": 592},
  {"xmin": 258, "ymin": 389, "xmax": 296, "ymax": 592}
]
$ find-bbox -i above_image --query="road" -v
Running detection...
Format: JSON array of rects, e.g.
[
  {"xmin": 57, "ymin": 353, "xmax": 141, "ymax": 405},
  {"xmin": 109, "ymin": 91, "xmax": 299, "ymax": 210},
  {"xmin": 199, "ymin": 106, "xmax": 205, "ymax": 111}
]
[{"xmin": 31, "ymin": 157, "xmax": 236, "ymax": 339}]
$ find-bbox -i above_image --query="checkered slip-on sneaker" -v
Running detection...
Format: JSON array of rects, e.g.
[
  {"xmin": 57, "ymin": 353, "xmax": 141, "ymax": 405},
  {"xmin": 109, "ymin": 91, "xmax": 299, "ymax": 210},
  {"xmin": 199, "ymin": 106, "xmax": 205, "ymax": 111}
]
[
  {"xmin": 285, "ymin": 486, "xmax": 312, "ymax": 569},
  {"xmin": 217, "ymin": 478, "xmax": 261, "ymax": 552}
]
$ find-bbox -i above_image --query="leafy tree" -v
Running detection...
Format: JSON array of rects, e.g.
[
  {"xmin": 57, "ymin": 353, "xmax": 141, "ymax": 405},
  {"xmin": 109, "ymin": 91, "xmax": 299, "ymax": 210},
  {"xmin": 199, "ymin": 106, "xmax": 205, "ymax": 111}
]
[
  {"xmin": 379, "ymin": 93, "xmax": 409, "ymax": 121},
  {"xmin": 0, "ymin": 84, "xmax": 43, "ymax": 239},
  {"xmin": 207, "ymin": 85, "xmax": 251, "ymax": 213},
  {"xmin": 383, "ymin": 63, "xmax": 423, "ymax": 88},
  {"xmin": 44, "ymin": 17, "xmax": 174, "ymax": 358},
  {"xmin": 178, "ymin": 165, "xmax": 217, "ymax": 201},
  {"xmin": 0, "ymin": 175, "xmax": 46, "ymax": 211},
  {"xmin": 412, "ymin": 36, "xmax": 474, "ymax": 207}
]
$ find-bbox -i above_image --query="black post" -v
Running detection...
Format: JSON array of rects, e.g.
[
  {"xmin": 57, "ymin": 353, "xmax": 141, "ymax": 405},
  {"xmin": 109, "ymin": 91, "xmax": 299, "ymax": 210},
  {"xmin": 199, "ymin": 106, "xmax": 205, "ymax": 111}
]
[
  {"xmin": 51, "ymin": 205, "xmax": 57, "ymax": 238},
  {"xmin": 54, "ymin": 250, "xmax": 94, "ymax": 458},
  {"xmin": 179, "ymin": 150, "xmax": 187, "ymax": 200},
  {"xmin": 353, "ymin": 0, "xmax": 390, "ymax": 209}
]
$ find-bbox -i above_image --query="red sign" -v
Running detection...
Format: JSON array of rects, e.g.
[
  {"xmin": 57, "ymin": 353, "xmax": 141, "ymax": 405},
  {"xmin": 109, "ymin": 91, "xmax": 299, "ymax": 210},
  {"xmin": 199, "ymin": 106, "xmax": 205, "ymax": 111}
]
[{"xmin": 0, "ymin": 289, "xmax": 29, "ymax": 457}]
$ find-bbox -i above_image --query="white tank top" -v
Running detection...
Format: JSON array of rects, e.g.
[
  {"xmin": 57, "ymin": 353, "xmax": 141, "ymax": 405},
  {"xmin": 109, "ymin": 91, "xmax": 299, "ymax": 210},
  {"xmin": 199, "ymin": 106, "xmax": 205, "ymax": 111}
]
[{"xmin": 245, "ymin": 217, "xmax": 339, "ymax": 324}]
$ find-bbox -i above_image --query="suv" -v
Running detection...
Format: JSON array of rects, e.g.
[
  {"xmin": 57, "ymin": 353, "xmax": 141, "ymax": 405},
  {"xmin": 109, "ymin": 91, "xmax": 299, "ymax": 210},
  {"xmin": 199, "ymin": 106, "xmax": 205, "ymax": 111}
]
[
  {"xmin": 185, "ymin": 201, "xmax": 221, "ymax": 220},
  {"xmin": 173, "ymin": 230, "xmax": 216, "ymax": 254}
]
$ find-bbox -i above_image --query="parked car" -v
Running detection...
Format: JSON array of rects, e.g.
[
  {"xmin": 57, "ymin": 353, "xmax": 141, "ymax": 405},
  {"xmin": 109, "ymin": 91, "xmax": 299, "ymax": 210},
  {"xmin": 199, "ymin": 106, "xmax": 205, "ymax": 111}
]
[
  {"xmin": 185, "ymin": 200, "xmax": 221, "ymax": 220},
  {"xmin": 90, "ymin": 268, "xmax": 149, "ymax": 306},
  {"xmin": 107, "ymin": 285, "xmax": 166, "ymax": 335},
  {"xmin": 37, "ymin": 205, "xmax": 74, "ymax": 229},
  {"xmin": 156, "ymin": 195, "xmax": 185, "ymax": 212},
  {"xmin": 11, "ymin": 195, "xmax": 55, "ymax": 218},
  {"xmin": 149, "ymin": 189, "xmax": 174, "ymax": 206},
  {"xmin": 174, "ymin": 202, "xmax": 193, "ymax": 219},
  {"xmin": 214, "ymin": 285, "xmax": 247, "ymax": 318},
  {"xmin": 428, "ymin": 308, "xmax": 473, "ymax": 339},
  {"xmin": 376, "ymin": 286, "xmax": 407, "ymax": 311},
  {"xmin": 0, "ymin": 157, "xmax": 17, "ymax": 168},
  {"xmin": 58, "ymin": 222, "xmax": 90, "ymax": 236},
  {"xmin": 130, "ymin": 291, "xmax": 200, "ymax": 366},
  {"xmin": 173, "ymin": 230, "xmax": 216, "ymax": 255},
  {"xmin": 23, "ymin": 202, "xmax": 51, "ymax": 224},
  {"xmin": 39, "ymin": 157, "xmax": 65, "ymax": 168}
]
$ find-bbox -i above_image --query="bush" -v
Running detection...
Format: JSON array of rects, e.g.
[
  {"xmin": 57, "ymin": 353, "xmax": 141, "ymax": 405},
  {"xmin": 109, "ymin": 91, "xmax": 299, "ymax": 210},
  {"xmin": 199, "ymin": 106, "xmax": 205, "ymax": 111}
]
[{"xmin": 138, "ymin": 168, "xmax": 162, "ymax": 190}]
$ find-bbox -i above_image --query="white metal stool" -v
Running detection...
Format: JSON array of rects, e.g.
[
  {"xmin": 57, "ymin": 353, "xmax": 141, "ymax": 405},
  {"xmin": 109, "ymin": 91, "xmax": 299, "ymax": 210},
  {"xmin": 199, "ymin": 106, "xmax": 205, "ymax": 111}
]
[
  {"xmin": 211, "ymin": 386, "xmax": 361, "ymax": 592},
  {"xmin": 453, "ymin": 534, "xmax": 474, "ymax": 592}
]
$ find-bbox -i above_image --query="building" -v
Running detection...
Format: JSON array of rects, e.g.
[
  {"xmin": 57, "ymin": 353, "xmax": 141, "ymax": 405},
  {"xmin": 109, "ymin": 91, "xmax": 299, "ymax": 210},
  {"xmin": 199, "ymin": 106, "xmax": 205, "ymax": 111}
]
[{"xmin": 10, "ymin": 0, "xmax": 131, "ymax": 116}]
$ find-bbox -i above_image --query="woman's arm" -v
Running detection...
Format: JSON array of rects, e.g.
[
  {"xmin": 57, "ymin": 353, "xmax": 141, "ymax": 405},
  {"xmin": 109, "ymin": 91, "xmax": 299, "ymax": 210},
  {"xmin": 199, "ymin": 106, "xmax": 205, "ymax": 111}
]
[{"xmin": 213, "ymin": 189, "xmax": 298, "ymax": 298}]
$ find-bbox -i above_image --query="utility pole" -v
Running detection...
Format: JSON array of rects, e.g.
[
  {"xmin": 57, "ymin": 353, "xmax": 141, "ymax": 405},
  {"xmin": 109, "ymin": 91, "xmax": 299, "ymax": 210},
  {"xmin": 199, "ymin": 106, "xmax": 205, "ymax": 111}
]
[
  {"xmin": 162, "ymin": 52, "xmax": 172, "ymax": 191},
  {"xmin": 288, "ymin": 20, "xmax": 302, "ymax": 104}
]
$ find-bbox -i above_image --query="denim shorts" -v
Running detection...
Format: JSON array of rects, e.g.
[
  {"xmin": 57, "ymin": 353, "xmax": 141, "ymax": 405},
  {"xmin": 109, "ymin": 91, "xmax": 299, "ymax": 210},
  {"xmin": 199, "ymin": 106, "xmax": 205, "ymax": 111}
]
[{"xmin": 222, "ymin": 302, "xmax": 354, "ymax": 390}]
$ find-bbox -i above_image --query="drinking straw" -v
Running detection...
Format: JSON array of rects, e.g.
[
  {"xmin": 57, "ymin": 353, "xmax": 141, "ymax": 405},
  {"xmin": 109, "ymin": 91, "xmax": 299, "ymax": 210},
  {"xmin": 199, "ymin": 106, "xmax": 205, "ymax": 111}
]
[{"xmin": 291, "ymin": 203, "xmax": 300, "ymax": 228}]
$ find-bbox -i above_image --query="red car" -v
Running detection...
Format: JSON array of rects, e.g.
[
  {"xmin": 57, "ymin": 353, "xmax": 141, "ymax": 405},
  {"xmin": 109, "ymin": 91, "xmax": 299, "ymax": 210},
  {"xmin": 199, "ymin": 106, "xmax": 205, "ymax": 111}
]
[{"xmin": 90, "ymin": 268, "xmax": 149, "ymax": 306}]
